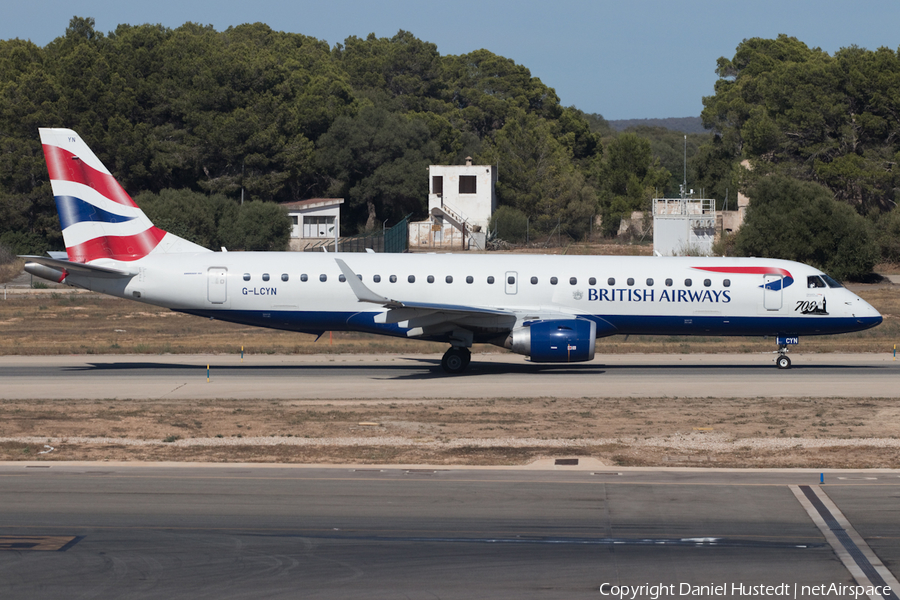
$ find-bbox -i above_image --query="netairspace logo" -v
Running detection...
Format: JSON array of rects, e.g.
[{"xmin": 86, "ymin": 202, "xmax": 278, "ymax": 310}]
[{"xmin": 597, "ymin": 582, "xmax": 891, "ymax": 599}]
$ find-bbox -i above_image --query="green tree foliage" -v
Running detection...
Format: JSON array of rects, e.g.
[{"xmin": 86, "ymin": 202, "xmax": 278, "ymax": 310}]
[
  {"xmin": 595, "ymin": 134, "xmax": 670, "ymax": 236},
  {"xmin": 702, "ymin": 35, "xmax": 900, "ymax": 216},
  {"xmin": 136, "ymin": 189, "xmax": 291, "ymax": 251},
  {"xmin": 734, "ymin": 175, "xmax": 877, "ymax": 280},
  {"xmin": 0, "ymin": 17, "xmax": 612, "ymax": 248},
  {"xmin": 872, "ymin": 207, "xmax": 900, "ymax": 264},
  {"xmin": 489, "ymin": 205, "xmax": 529, "ymax": 243}
]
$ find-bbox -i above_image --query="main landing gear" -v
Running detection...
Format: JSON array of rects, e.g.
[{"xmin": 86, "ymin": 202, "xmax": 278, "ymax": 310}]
[{"xmin": 441, "ymin": 346, "xmax": 471, "ymax": 374}]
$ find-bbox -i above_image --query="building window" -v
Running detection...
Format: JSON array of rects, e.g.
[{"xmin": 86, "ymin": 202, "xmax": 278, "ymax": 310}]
[
  {"xmin": 262, "ymin": 273, "xmax": 270, "ymax": 282},
  {"xmin": 281, "ymin": 274, "xmax": 289, "ymax": 282},
  {"xmin": 243, "ymin": 273, "xmax": 251, "ymax": 281},
  {"xmin": 459, "ymin": 175, "xmax": 477, "ymax": 194},
  {"xmin": 432, "ymin": 175, "xmax": 443, "ymax": 195},
  {"xmin": 427, "ymin": 275, "xmax": 434, "ymax": 283}
]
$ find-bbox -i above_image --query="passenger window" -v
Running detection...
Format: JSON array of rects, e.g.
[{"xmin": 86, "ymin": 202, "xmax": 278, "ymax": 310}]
[
  {"xmin": 608, "ymin": 278, "xmax": 615, "ymax": 286},
  {"xmin": 390, "ymin": 275, "xmax": 397, "ymax": 283},
  {"xmin": 487, "ymin": 276, "xmax": 495, "ymax": 284},
  {"xmin": 373, "ymin": 275, "xmax": 381, "ymax": 283},
  {"xmin": 704, "ymin": 279, "xmax": 711, "ymax": 287},
  {"xmin": 262, "ymin": 273, "xmax": 270, "ymax": 282},
  {"xmin": 300, "ymin": 274, "xmax": 308, "ymax": 282},
  {"xmin": 357, "ymin": 274, "xmax": 362, "ymax": 280},
  {"xmin": 646, "ymin": 278, "xmax": 654, "ymax": 286},
  {"xmin": 685, "ymin": 279, "xmax": 692, "ymax": 287},
  {"xmin": 281, "ymin": 274, "xmax": 289, "ymax": 282},
  {"xmin": 723, "ymin": 279, "xmax": 730, "ymax": 287},
  {"xmin": 446, "ymin": 275, "xmax": 453, "ymax": 283},
  {"xmin": 339, "ymin": 274, "xmax": 346, "ymax": 282},
  {"xmin": 408, "ymin": 275, "xmax": 416, "ymax": 283},
  {"xmin": 466, "ymin": 276, "xmax": 474, "ymax": 284},
  {"xmin": 427, "ymin": 275, "xmax": 434, "ymax": 283},
  {"xmin": 665, "ymin": 278, "xmax": 673, "ymax": 286},
  {"xmin": 243, "ymin": 273, "xmax": 251, "ymax": 281},
  {"xmin": 531, "ymin": 277, "xmax": 538, "ymax": 285},
  {"xmin": 319, "ymin": 274, "xmax": 327, "ymax": 282},
  {"xmin": 569, "ymin": 277, "xmax": 577, "ymax": 285},
  {"xmin": 550, "ymin": 277, "xmax": 558, "ymax": 285},
  {"xmin": 589, "ymin": 277, "xmax": 596, "ymax": 286},
  {"xmin": 627, "ymin": 278, "xmax": 634, "ymax": 286},
  {"xmin": 507, "ymin": 275, "xmax": 515, "ymax": 285}
]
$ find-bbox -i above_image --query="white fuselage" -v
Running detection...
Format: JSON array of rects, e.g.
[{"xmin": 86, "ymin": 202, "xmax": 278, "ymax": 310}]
[{"xmin": 68, "ymin": 252, "xmax": 882, "ymax": 344}]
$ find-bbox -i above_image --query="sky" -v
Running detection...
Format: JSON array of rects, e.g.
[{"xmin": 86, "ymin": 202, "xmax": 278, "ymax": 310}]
[{"xmin": 4, "ymin": 0, "xmax": 899, "ymax": 120}]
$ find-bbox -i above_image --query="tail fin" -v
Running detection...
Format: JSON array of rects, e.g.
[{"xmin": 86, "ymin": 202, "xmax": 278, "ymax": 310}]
[{"xmin": 39, "ymin": 128, "xmax": 209, "ymax": 263}]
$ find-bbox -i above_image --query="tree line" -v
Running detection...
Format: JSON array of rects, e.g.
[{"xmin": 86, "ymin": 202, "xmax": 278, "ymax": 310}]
[{"xmin": 0, "ymin": 21, "xmax": 897, "ymax": 277}]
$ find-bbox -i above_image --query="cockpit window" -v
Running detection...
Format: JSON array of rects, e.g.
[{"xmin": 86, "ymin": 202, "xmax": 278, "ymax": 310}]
[
  {"xmin": 821, "ymin": 274, "xmax": 843, "ymax": 288},
  {"xmin": 807, "ymin": 275, "xmax": 826, "ymax": 288}
]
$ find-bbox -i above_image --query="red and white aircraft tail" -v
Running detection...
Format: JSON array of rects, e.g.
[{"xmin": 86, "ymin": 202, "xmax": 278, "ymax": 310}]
[{"xmin": 38, "ymin": 127, "xmax": 208, "ymax": 264}]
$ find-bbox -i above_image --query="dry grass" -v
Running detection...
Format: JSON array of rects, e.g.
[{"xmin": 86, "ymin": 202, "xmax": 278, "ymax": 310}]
[
  {"xmin": 3, "ymin": 395, "xmax": 900, "ymax": 468},
  {"xmin": 0, "ymin": 284, "xmax": 895, "ymax": 356},
  {"xmin": 0, "ymin": 259, "xmax": 24, "ymax": 284}
]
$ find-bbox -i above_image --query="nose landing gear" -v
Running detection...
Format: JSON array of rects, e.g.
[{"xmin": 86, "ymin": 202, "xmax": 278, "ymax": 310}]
[
  {"xmin": 441, "ymin": 346, "xmax": 471, "ymax": 374},
  {"xmin": 774, "ymin": 336, "xmax": 798, "ymax": 369}
]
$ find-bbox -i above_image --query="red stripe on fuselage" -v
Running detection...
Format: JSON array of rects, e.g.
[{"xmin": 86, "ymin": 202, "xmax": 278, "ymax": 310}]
[
  {"xmin": 66, "ymin": 227, "xmax": 166, "ymax": 262},
  {"xmin": 42, "ymin": 144, "xmax": 136, "ymax": 207},
  {"xmin": 692, "ymin": 266, "xmax": 793, "ymax": 278}
]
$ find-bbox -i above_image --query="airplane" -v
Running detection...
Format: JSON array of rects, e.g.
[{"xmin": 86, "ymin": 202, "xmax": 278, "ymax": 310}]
[{"xmin": 22, "ymin": 128, "xmax": 883, "ymax": 373}]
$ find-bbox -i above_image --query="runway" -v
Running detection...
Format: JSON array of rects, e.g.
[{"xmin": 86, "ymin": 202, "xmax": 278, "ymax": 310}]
[
  {"xmin": 0, "ymin": 352, "xmax": 896, "ymax": 399},
  {"xmin": 1, "ymin": 464, "xmax": 898, "ymax": 599}
]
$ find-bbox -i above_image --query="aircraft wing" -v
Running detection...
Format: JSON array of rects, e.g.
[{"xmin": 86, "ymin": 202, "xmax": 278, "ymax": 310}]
[
  {"xmin": 335, "ymin": 258, "xmax": 519, "ymax": 336},
  {"xmin": 20, "ymin": 255, "xmax": 136, "ymax": 278}
]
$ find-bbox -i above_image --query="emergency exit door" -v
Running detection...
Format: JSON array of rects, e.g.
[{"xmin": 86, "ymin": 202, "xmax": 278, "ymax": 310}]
[
  {"xmin": 763, "ymin": 275, "xmax": 782, "ymax": 310},
  {"xmin": 505, "ymin": 271, "xmax": 517, "ymax": 295},
  {"xmin": 208, "ymin": 267, "xmax": 227, "ymax": 304}
]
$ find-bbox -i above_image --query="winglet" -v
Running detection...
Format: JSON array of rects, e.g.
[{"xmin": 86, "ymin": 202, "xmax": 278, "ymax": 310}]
[{"xmin": 334, "ymin": 258, "xmax": 402, "ymax": 307}]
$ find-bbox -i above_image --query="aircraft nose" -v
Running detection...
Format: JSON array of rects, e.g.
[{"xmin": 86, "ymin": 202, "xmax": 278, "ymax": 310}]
[{"xmin": 850, "ymin": 295, "xmax": 882, "ymax": 326}]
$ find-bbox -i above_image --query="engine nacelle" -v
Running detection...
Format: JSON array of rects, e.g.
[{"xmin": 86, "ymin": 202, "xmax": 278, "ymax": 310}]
[
  {"xmin": 24, "ymin": 262, "xmax": 66, "ymax": 283},
  {"xmin": 509, "ymin": 319, "xmax": 596, "ymax": 363}
]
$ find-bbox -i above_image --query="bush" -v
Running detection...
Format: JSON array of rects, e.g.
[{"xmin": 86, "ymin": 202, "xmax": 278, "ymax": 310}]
[
  {"xmin": 873, "ymin": 206, "xmax": 900, "ymax": 264},
  {"xmin": 734, "ymin": 175, "xmax": 878, "ymax": 280},
  {"xmin": 489, "ymin": 205, "xmax": 529, "ymax": 243}
]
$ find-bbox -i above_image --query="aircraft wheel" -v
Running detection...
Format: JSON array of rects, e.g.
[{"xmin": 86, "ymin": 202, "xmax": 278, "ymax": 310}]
[
  {"xmin": 441, "ymin": 347, "xmax": 471, "ymax": 374},
  {"xmin": 776, "ymin": 355, "xmax": 791, "ymax": 370}
]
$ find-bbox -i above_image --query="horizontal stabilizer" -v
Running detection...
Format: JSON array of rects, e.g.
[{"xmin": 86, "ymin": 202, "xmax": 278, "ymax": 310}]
[{"xmin": 20, "ymin": 255, "xmax": 136, "ymax": 278}]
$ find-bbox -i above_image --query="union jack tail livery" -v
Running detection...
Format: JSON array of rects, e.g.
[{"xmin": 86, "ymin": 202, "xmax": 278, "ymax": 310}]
[{"xmin": 39, "ymin": 128, "xmax": 208, "ymax": 263}]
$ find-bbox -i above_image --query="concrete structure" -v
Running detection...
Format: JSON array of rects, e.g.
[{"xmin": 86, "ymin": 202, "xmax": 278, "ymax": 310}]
[
  {"xmin": 280, "ymin": 198, "xmax": 344, "ymax": 251},
  {"xmin": 410, "ymin": 158, "xmax": 497, "ymax": 250},
  {"xmin": 652, "ymin": 197, "xmax": 717, "ymax": 256}
]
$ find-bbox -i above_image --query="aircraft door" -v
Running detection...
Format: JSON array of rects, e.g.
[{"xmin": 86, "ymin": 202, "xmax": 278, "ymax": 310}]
[
  {"xmin": 208, "ymin": 267, "xmax": 228, "ymax": 304},
  {"xmin": 505, "ymin": 271, "xmax": 517, "ymax": 295},
  {"xmin": 763, "ymin": 275, "xmax": 782, "ymax": 310}
]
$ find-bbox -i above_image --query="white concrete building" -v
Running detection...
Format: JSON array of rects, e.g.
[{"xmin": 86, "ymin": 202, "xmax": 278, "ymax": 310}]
[
  {"xmin": 281, "ymin": 198, "xmax": 344, "ymax": 250},
  {"xmin": 652, "ymin": 197, "xmax": 717, "ymax": 256},
  {"xmin": 410, "ymin": 158, "xmax": 497, "ymax": 250}
]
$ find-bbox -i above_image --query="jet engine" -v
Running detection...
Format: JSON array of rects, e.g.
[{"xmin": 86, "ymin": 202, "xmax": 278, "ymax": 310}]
[{"xmin": 508, "ymin": 319, "xmax": 596, "ymax": 363}]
